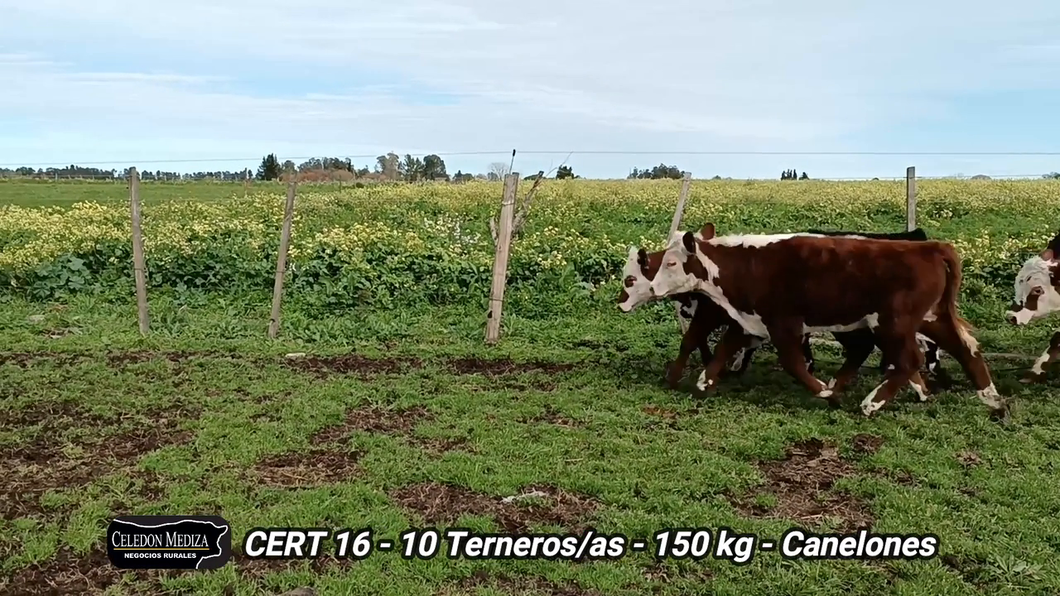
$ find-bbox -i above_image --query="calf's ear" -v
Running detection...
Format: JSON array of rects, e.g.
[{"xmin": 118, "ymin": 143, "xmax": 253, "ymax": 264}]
[
  {"xmin": 682, "ymin": 231, "xmax": 697, "ymax": 254},
  {"xmin": 698, "ymin": 222, "xmax": 716, "ymax": 239},
  {"xmin": 1044, "ymin": 229, "xmax": 1060, "ymax": 261},
  {"xmin": 637, "ymin": 248, "xmax": 648, "ymax": 267}
]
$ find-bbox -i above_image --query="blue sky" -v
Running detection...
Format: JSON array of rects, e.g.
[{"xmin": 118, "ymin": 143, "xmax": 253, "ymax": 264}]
[{"xmin": 1, "ymin": 0, "xmax": 1059, "ymax": 179}]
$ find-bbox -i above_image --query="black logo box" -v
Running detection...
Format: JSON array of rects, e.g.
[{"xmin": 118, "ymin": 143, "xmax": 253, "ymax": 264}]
[{"xmin": 107, "ymin": 516, "xmax": 232, "ymax": 570}]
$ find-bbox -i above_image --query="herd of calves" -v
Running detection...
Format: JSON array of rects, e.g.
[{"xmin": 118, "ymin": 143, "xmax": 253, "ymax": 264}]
[{"xmin": 616, "ymin": 222, "xmax": 1060, "ymax": 422}]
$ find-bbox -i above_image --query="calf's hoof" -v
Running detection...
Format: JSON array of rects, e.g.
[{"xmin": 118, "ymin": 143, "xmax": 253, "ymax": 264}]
[{"xmin": 1019, "ymin": 371, "xmax": 1046, "ymax": 384}]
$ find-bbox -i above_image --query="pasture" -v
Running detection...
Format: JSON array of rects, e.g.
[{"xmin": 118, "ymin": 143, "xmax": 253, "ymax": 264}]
[{"xmin": 2, "ymin": 178, "xmax": 1060, "ymax": 595}]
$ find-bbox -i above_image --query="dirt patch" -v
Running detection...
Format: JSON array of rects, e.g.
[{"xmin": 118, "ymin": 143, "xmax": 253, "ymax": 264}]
[
  {"xmin": 255, "ymin": 449, "xmax": 363, "ymax": 488},
  {"xmin": 445, "ymin": 357, "xmax": 575, "ymax": 377},
  {"xmin": 282, "ymin": 354, "xmax": 422, "ymax": 378},
  {"xmin": 312, "ymin": 404, "xmax": 431, "ymax": 444},
  {"xmin": 956, "ymin": 451, "xmax": 983, "ymax": 466},
  {"xmin": 441, "ymin": 571, "xmax": 601, "ymax": 596},
  {"xmin": 728, "ymin": 438, "xmax": 874, "ymax": 532},
  {"xmin": 419, "ymin": 436, "xmax": 473, "ymax": 455},
  {"xmin": 0, "ymin": 409, "xmax": 197, "ymax": 521},
  {"xmin": 850, "ymin": 433, "xmax": 885, "ymax": 455},
  {"xmin": 0, "ymin": 400, "xmax": 114, "ymax": 430},
  {"xmin": 519, "ymin": 404, "xmax": 582, "ymax": 428},
  {"xmin": 391, "ymin": 482, "xmax": 598, "ymax": 533},
  {"xmin": 0, "ymin": 352, "xmax": 91, "ymax": 368},
  {"xmin": 104, "ymin": 349, "xmax": 250, "ymax": 367},
  {"xmin": 0, "ymin": 546, "xmax": 170, "ymax": 595}
]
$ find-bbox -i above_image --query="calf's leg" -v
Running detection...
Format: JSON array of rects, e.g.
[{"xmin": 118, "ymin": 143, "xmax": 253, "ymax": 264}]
[
  {"xmin": 768, "ymin": 322, "xmax": 837, "ymax": 405},
  {"xmin": 666, "ymin": 307, "xmax": 718, "ymax": 388},
  {"xmin": 800, "ymin": 334, "xmax": 816, "ymax": 374},
  {"xmin": 1021, "ymin": 331, "xmax": 1060, "ymax": 384},
  {"xmin": 827, "ymin": 329, "xmax": 876, "ymax": 394},
  {"xmin": 860, "ymin": 325, "xmax": 923, "ymax": 416},
  {"xmin": 695, "ymin": 325, "xmax": 753, "ymax": 392},
  {"xmin": 727, "ymin": 334, "xmax": 763, "ymax": 376},
  {"xmin": 917, "ymin": 317, "xmax": 1007, "ymax": 418},
  {"xmin": 918, "ymin": 334, "xmax": 952, "ymax": 390}
]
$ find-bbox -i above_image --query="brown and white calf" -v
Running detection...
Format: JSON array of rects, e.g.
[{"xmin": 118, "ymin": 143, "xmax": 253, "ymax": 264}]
[
  {"xmin": 618, "ymin": 245, "xmax": 816, "ymax": 387},
  {"xmin": 1005, "ymin": 231, "xmax": 1060, "ymax": 382},
  {"xmin": 618, "ymin": 228, "xmax": 947, "ymax": 390},
  {"xmin": 648, "ymin": 224, "xmax": 1006, "ymax": 418}
]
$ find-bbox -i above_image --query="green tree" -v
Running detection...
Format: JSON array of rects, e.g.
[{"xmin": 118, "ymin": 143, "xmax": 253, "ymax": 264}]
[
  {"xmin": 399, "ymin": 154, "xmax": 424, "ymax": 182},
  {"xmin": 556, "ymin": 165, "xmax": 575, "ymax": 179},
  {"xmin": 628, "ymin": 164, "xmax": 682, "ymax": 179},
  {"xmin": 257, "ymin": 153, "xmax": 281, "ymax": 181},
  {"xmin": 422, "ymin": 154, "xmax": 448, "ymax": 180},
  {"xmin": 375, "ymin": 153, "xmax": 400, "ymax": 180}
]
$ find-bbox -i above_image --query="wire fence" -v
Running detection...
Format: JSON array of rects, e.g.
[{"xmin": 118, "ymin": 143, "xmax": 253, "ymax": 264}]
[{"xmin": 1, "ymin": 149, "xmax": 1059, "ymax": 182}]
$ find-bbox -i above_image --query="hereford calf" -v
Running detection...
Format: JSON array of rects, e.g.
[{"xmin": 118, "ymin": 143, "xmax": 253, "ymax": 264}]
[
  {"xmin": 1005, "ymin": 230, "xmax": 1060, "ymax": 382},
  {"xmin": 619, "ymin": 227, "xmax": 947, "ymax": 389},
  {"xmin": 617, "ymin": 245, "xmax": 816, "ymax": 387},
  {"xmin": 648, "ymin": 224, "xmax": 1006, "ymax": 418}
]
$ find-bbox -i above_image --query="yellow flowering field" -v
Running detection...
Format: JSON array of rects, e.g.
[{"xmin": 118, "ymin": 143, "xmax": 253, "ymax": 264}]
[{"xmin": 0, "ymin": 178, "xmax": 1058, "ymax": 308}]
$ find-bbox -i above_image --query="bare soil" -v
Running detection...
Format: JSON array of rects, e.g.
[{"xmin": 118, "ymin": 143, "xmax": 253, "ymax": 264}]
[
  {"xmin": 0, "ymin": 546, "xmax": 172, "ymax": 595},
  {"xmin": 0, "ymin": 406, "xmax": 197, "ymax": 521},
  {"xmin": 391, "ymin": 482, "xmax": 598, "ymax": 533},
  {"xmin": 850, "ymin": 433, "xmax": 885, "ymax": 455},
  {"xmin": 311, "ymin": 404, "xmax": 431, "ymax": 444},
  {"xmin": 728, "ymin": 438, "xmax": 874, "ymax": 532},
  {"xmin": 254, "ymin": 449, "xmax": 363, "ymax": 488},
  {"xmin": 282, "ymin": 354, "xmax": 423, "ymax": 378},
  {"xmin": 445, "ymin": 357, "xmax": 575, "ymax": 377}
]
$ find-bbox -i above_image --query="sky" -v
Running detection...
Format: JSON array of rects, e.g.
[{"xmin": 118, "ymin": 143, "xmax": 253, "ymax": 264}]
[{"xmin": 1, "ymin": 0, "xmax": 1059, "ymax": 180}]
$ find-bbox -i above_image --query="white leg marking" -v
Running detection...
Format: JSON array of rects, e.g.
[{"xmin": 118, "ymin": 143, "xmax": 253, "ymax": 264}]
[
  {"xmin": 1031, "ymin": 350, "xmax": 1050, "ymax": 375},
  {"xmin": 827, "ymin": 378, "xmax": 836, "ymax": 389},
  {"xmin": 909, "ymin": 380, "xmax": 929, "ymax": 402},
  {"xmin": 957, "ymin": 324, "xmax": 980, "ymax": 356},
  {"xmin": 696, "ymin": 370, "xmax": 714, "ymax": 391},
  {"xmin": 860, "ymin": 382, "xmax": 886, "ymax": 416},
  {"xmin": 975, "ymin": 382, "xmax": 1004, "ymax": 409},
  {"xmin": 728, "ymin": 348, "xmax": 746, "ymax": 371}
]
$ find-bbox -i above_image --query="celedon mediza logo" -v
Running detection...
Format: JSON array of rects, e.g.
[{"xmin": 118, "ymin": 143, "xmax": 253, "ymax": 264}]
[{"xmin": 107, "ymin": 516, "xmax": 232, "ymax": 570}]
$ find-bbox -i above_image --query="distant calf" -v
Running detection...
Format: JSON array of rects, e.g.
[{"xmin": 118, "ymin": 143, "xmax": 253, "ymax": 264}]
[
  {"xmin": 618, "ymin": 226, "xmax": 947, "ymax": 390},
  {"xmin": 1006, "ymin": 230, "xmax": 1060, "ymax": 382},
  {"xmin": 648, "ymin": 223, "xmax": 1006, "ymax": 418}
]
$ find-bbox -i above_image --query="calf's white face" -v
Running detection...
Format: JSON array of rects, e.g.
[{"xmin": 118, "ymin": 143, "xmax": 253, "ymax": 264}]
[
  {"xmin": 617, "ymin": 246, "xmax": 654, "ymax": 313},
  {"xmin": 649, "ymin": 242, "xmax": 699, "ymax": 299},
  {"xmin": 1007, "ymin": 255, "xmax": 1060, "ymax": 325}
]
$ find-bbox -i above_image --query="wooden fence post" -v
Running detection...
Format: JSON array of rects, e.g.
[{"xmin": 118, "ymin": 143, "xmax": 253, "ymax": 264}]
[
  {"xmin": 906, "ymin": 166, "xmax": 916, "ymax": 231},
  {"xmin": 129, "ymin": 167, "xmax": 150, "ymax": 335},
  {"xmin": 485, "ymin": 172, "xmax": 519, "ymax": 345},
  {"xmin": 667, "ymin": 172, "xmax": 693, "ymax": 332},
  {"xmin": 268, "ymin": 180, "xmax": 297, "ymax": 339}
]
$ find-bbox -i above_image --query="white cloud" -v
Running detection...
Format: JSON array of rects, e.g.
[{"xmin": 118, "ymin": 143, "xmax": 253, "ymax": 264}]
[{"xmin": 1, "ymin": 0, "xmax": 1059, "ymax": 177}]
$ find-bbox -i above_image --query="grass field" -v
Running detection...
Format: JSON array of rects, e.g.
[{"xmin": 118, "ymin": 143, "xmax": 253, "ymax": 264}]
[{"xmin": 2, "ymin": 179, "xmax": 1060, "ymax": 595}]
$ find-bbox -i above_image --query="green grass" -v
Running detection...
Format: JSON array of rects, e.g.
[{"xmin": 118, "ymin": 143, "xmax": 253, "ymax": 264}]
[
  {"xmin": 2, "ymin": 291, "xmax": 1059, "ymax": 595},
  {"xmin": 3, "ymin": 178, "xmax": 1060, "ymax": 594}
]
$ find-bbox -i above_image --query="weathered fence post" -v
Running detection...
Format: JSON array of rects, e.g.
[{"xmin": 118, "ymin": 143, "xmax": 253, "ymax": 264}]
[
  {"xmin": 268, "ymin": 180, "xmax": 297, "ymax": 339},
  {"xmin": 485, "ymin": 172, "xmax": 519, "ymax": 345},
  {"xmin": 129, "ymin": 167, "xmax": 150, "ymax": 335},
  {"xmin": 906, "ymin": 166, "xmax": 916, "ymax": 231},
  {"xmin": 667, "ymin": 172, "xmax": 693, "ymax": 332}
]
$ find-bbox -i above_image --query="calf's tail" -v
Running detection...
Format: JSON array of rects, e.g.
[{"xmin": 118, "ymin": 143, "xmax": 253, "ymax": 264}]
[{"xmin": 939, "ymin": 243, "xmax": 979, "ymax": 355}]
